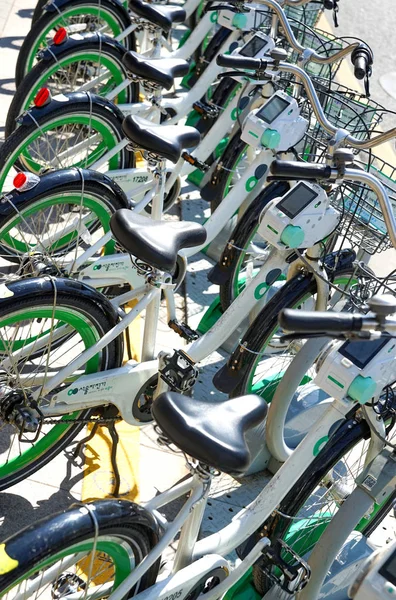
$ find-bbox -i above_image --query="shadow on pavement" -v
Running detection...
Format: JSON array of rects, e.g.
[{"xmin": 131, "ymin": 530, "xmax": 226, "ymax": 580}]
[
  {"xmin": 17, "ymin": 9, "xmax": 34, "ymax": 20},
  {"xmin": 0, "ymin": 459, "xmax": 85, "ymax": 541},
  {"xmin": 0, "ymin": 79, "xmax": 15, "ymax": 96},
  {"xmin": 0, "ymin": 36, "xmax": 24, "ymax": 51}
]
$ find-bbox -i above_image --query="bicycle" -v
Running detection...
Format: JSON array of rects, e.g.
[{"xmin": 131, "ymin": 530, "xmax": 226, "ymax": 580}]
[
  {"xmin": 0, "ymin": 87, "xmax": 393, "ymax": 489},
  {"xmin": 0, "ymin": 33, "xmax": 370, "ymax": 279},
  {"xmin": 0, "ymin": 293, "xmax": 394, "ymax": 599}
]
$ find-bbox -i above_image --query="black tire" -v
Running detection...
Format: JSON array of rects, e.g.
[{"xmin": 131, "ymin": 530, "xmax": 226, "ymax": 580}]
[
  {"xmin": 229, "ymin": 264, "xmax": 358, "ymax": 399},
  {"xmin": 0, "ymin": 288, "xmax": 123, "ymax": 490},
  {"xmin": 1, "ymin": 101, "xmax": 134, "ymax": 193},
  {"xmin": 201, "ymin": 132, "xmax": 247, "ymax": 212},
  {"xmin": 0, "ymin": 499, "xmax": 159, "ymax": 596},
  {"xmin": 194, "ymin": 76, "xmax": 240, "ymax": 137},
  {"xmin": 252, "ymin": 414, "xmax": 371, "ymax": 595},
  {"xmin": 0, "ymin": 177, "xmax": 128, "ymax": 270},
  {"xmin": 16, "ymin": 0, "xmax": 135, "ymax": 87},
  {"xmin": 192, "ymin": 25, "xmax": 232, "ymax": 87},
  {"xmin": 361, "ymin": 489, "xmax": 396, "ymax": 536},
  {"xmin": 6, "ymin": 41, "xmax": 136, "ymax": 138},
  {"xmin": 32, "ymin": 0, "xmax": 52, "ymax": 24},
  {"xmin": 219, "ymin": 181, "xmax": 290, "ymax": 312}
]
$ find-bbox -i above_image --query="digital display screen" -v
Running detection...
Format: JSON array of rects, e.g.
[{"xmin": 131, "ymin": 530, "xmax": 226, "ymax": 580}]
[
  {"xmin": 277, "ymin": 182, "xmax": 318, "ymax": 219},
  {"xmin": 239, "ymin": 35, "xmax": 267, "ymax": 57},
  {"xmin": 338, "ymin": 335, "xmax": 390, "ymax": 369},
  {"xmin": 256, "ymin": 95, "xmax": 290, "ymax": 124},
  {"xmin": 379, "ymin": 551, "xmax": 396, "ymax": 587}
]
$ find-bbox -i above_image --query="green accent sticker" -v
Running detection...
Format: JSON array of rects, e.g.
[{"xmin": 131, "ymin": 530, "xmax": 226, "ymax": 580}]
[
  {"xmin": 231, "ymin": 107, "xmax": 241, "ymax": 121},
  {"xmin": 254, "ymin": 282, "xmax": 268, "ymax": 300},
  {"xmin": 327, "ymin": 375, "xmax": 345, "ymax": 389},
  {"xmin": 245, "ymin": 177, "xmax": 258, "ymax": 192},
  {"xmin": 313, "ymin": 435, "xmax": 329, "ymax": 456}
]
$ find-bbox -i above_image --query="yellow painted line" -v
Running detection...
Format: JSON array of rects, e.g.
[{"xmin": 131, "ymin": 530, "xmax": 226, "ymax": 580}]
[{"xmin": 81, "ymin": 300, "xmax": 142, "ymax": 502}]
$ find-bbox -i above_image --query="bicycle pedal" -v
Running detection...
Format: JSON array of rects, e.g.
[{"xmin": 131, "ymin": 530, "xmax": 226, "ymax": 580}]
[
  {"xmin": 168, "ymin": 319, "xmax": 199, "ymax": 342},
  {"xmin": 258, "ymin": 539, "xmax": 311, "ymax": 594},
  {"xmin": 159, "ymin": 349, "xmax": 199, "ymax": 392},
  {"xmin": 182, "ymin": 152, "xmax": 209, "ymax": 173},
  {"xmin": 192, "ymin": 100, "xmax": 220, "ymax": 119}
]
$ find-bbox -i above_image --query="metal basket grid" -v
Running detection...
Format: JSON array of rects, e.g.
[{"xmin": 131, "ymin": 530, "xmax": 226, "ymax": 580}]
[
  {"xmin": 285, "ymin": 4, "xmax": 324, "ymax": 28},
  {"xmin": 296, "ymin": 79, "xmax": 387, "ymax": 163},
  {"xmin": 328, "ymin": 152, "xmax": 396, "ymax": 255},
  {"xmin": 329, "ymin": 261, "xmax": 396, "ymax": 314},
  {"xmin": 252, "ymin": 3, "xmax": 324, "ymax": 34},
  {"xmin": 284, "ymin": 25, "xmax": 345, "ymax": 80}
]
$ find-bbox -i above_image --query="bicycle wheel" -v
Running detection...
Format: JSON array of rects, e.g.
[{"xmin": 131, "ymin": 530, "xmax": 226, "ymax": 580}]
[
  {"xmin": 16, "ymin": 0, "xmax": 135, "ymax": 86},
  {"xmin": 6, "ymin": 39, "xmax": 135, "ymax": 138},
  {"xmin": 0, "ymin": 282, "xmax": 122, "ymax": 489},
  {"xmin": 252, "ymin": 411, "xmax": 396, "ymax": 594},
  {"xmin": 224, "ymin": 261, "xmax": 359, "ymax": 401},
  {"xmin": 0, "ymin": 177, "xmax": 127, "ymax": 277},
  {"xmin": 0, "ymin": 499, "xmax": 159, "ymax": 597},
  {"xmin": 219, "ymin": 181, "xmax": 290, "ymax": 311},
  {"xmin": 1, "ymin": 101, "xmax": 133, "ymax": 194}
]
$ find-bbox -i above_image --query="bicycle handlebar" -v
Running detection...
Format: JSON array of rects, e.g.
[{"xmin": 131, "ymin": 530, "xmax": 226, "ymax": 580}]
[
  {"xmin": 254, "ymin": 0, "xmax": 350, "ymax": 64},
  {"xmin": 279, "ymin": 309, "xmax": 364, "ymax": 333},
  {"xmin": 269, "ymin": 161, "xmax": 396, "ymax": 248},
  {"xmin": 216, "ymin": 54, "xmax": 267, "ymax": 70},
  {"xmin": 276, "ymin": 61, "xmax": 396, "ymax": 149}
]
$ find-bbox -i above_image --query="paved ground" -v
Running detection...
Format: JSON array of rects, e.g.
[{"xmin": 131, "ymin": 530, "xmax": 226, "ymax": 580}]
[{"xmin": 0, "ymin": 1, "xmax": 394, "ymax": 593}]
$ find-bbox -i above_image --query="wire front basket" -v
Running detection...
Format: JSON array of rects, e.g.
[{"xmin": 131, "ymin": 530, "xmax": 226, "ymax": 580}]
[
  {"xmin": 297, "ymin": 79, "xmax": 387, "ymax": 162},
  {"xmin": 285, "ymin": 25, "xmax": 345, "ymax": 80},
  {"xmin": 329, "ymin": 152, "xmax": 396, "ymax": 255},
  {"xmin": 285, "ymin": 3, "xmax": 324, "ymax": 28}
]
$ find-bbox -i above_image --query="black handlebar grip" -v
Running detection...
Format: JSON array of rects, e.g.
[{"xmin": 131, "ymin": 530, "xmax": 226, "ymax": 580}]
[
  {"xmin": 279, "ymin": 309, "xmax": 363, "ymax": 334},
  {"xmin": 269, "ymin": 160, "xmax": 332, "ymax": 181},
  {"xmin": 216, "ymin": 54, "xmax": 265, "ymax": 71},
  {"xmin": 351, "ymin": 44, "xmax": 373, "ymax": 81},
  {"xmin": 354, "ymin": 55, "xmax": 368, "ymax": 80}
]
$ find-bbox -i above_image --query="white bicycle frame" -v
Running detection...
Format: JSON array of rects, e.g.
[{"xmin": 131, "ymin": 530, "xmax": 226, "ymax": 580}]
[
  {"xmin": 38, "ymin": 142, "xmax": 277, "ymax": 291},
  {"xmin": 23, "ymin": 233, "xmax": 328, "ymax": 423},
  {"xmin": 103, "ymin": 393, "xmax": 382, "ymax": 600}
]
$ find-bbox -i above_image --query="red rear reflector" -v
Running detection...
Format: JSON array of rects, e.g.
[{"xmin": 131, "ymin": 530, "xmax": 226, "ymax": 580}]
[
  {"xmin": 13, "ymin": 173, "xmax": 27, "ymax": 189},
  {"xmin": 53, "ymin": 27, "xmax": 67, "ymax": 45},
  {"xmin": 34, "ymin": 87, "xmax": 51, "ymax": 107}
]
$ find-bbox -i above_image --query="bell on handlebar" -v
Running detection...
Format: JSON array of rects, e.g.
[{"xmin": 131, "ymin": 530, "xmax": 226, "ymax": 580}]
[
  {"xmin": 367, "ymin": 296, "xmax": 396, "ymax": 319},
  {"xmin": 269, "ymin": 48, "xmax": 288, "ymax": 63}
]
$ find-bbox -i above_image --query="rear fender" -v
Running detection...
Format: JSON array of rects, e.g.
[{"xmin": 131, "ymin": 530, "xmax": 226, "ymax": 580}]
[
  {"xmin": 19, "ymin": 90, "xmax": 126, "ymax": 128},
  {"xmin": 0, "ymin": 168, "xmax": 130, "ymax": 217},
  {"xmin": 0, "ymin": 498, "xmax": 160, "ymax": 592},
  {"xmin": 37, "ymin": 31, "xmax": 127, "ymax": 63},
  {"xmin": 0, "ymin": 276, "xmax": 120, "ymax": 327}
]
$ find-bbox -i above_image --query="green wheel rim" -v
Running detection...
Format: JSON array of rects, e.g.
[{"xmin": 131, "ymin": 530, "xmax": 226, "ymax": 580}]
[
  {"xmin": 1, "ymin": 114, "xmax": 122, "ymax": 192},
  {"xmin": 27, "ymin": 7, "xmax": 124, "ymax": 74},
  {"xmin": 0, "ymin": 305, "xmax": 102, "ymax": 480},
  {"xmin": 3, "ymin": 536, "xmax": 135, "ymax": 595},
  {"xmin": 0, "ymin": 192, "xmax": 116, "ymax": 257},
  {"xmin": 23, "ymin": 51, "xmax": 128, "ymax": 116}
]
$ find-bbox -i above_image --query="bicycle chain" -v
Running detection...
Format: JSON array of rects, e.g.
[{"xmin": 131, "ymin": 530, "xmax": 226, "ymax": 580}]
[{"xmin": 42, "ymin": 415, "xmax": 122, "ymax": 425}]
